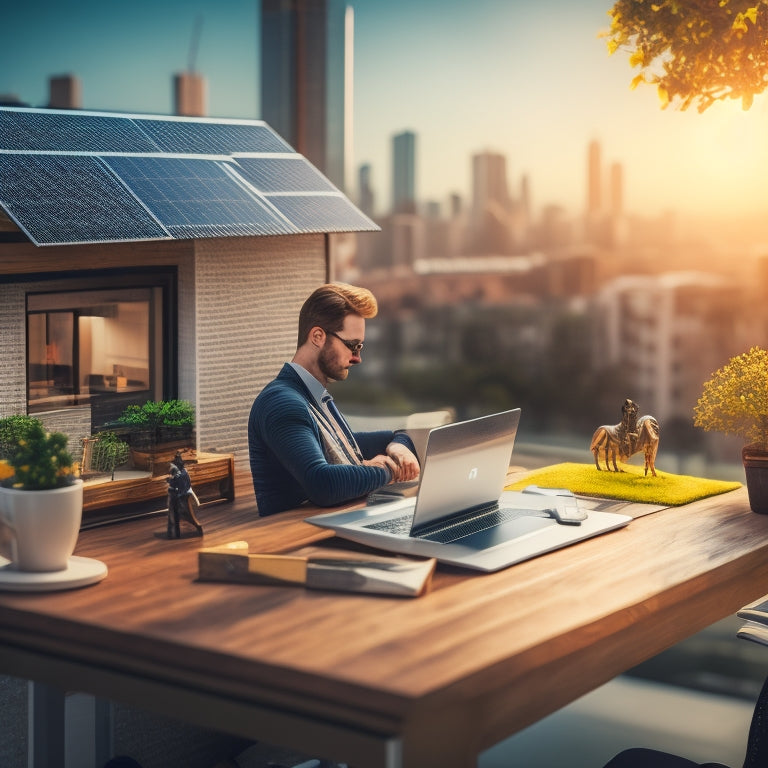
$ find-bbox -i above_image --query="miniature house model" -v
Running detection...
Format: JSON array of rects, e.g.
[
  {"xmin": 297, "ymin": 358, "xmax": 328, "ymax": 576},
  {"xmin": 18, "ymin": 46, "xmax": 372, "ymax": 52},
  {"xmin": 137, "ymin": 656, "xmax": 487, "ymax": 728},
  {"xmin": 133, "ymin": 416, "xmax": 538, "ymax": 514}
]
[{"xmin": 0, "ymin": 106, "xmax": 377, "ymax": 476}]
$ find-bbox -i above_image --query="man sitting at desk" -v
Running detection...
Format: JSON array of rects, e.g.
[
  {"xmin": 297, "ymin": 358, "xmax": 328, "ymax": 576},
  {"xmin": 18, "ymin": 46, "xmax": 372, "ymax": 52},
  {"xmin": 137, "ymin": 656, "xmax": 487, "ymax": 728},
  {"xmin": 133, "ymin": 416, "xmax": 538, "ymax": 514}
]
[{"xmin": 248, "ymin": 282, "xmax": 420, "ymax": 516}]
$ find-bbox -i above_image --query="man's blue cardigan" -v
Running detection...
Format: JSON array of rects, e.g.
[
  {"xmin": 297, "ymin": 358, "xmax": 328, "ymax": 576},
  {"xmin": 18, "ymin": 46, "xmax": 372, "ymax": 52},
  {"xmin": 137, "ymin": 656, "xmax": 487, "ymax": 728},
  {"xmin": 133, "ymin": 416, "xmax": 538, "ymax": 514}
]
[{"xmin": 248, "ymin": 364, "xmax": 416, "ymax": 516}]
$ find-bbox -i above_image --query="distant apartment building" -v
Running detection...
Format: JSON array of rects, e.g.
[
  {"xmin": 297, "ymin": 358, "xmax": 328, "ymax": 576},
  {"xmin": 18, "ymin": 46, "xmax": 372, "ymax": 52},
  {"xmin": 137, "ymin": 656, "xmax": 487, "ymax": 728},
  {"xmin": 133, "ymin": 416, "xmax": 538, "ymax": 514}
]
[
  {"xmin": 585, "ymin": 140, "xmax": 625, "ymax": 248},
  {"xmin": 592, "ymin": 272, "xmax": 748, "ymax": 424},
  {"xmin": 587, "ymin": 139, "xmax": 601, "ymax": 216},
  {"xmin": 357, "ymin": 162, "xmax": 374, "ymax": 217},
  {"xmin": 47, "ymin": 74, "xmax": 81, "ymax": 110},
  {"xmin": 392, "ymin": 130, "xmax": 417, "ymax": 214},
  {"xmin": 260, "ymin": 0, "xmax": 352, "ymax": 191},
  {"xmin": 173, "ymin": 72, "xmax": 207, "ymax": 117},
  {"xmin": 470, "ymin": 150, "xmax": 513, "ymax": 254}
]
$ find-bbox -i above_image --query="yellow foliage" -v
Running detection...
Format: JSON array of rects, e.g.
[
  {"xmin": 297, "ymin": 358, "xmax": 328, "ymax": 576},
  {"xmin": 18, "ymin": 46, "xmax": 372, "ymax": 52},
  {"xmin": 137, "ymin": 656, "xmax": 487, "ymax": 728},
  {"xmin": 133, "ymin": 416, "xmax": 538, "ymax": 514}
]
[
  {"xmin": 605, "ymin": 0, "xmax": 768, "ymax": 111},
  {"xmin": 693, "ymin": 346, "xmax": 768, "ymax": 448}
]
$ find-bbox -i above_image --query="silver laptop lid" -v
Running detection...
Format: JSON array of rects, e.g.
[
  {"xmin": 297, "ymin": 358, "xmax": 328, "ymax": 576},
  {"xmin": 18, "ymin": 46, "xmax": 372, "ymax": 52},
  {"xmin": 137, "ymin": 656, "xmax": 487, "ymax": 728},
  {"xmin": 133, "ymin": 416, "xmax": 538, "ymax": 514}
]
[{"xmin": 411, "ymin": 409, "xmax": 521, "ymax": 530}]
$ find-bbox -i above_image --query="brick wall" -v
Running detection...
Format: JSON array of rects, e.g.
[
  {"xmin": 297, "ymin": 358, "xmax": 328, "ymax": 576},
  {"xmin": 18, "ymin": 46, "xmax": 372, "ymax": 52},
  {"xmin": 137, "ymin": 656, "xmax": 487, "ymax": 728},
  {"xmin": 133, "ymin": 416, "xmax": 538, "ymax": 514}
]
[
  {"xmin": 0, "ymin": 284, "xmax": 28, "ymax": 416},
  {"xmin": 192, "ymin": 234, "xmax": 326, "ymax": 468}
]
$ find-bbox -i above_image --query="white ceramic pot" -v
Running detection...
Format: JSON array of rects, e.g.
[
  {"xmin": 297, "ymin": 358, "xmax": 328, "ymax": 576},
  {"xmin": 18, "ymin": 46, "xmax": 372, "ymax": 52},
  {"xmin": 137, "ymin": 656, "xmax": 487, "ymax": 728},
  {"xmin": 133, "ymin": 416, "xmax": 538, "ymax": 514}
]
[{"xmin": 0, "ymin": 480, "xmax": 83, "ymax": 572}]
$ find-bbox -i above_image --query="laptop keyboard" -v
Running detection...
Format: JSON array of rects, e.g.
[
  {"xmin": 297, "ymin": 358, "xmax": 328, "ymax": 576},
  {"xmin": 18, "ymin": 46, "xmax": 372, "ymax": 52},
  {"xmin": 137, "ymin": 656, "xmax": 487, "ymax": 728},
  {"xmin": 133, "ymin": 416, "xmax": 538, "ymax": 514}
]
[{"xmin": 364, "ymin": 504, "xmax": 553, "ymax": 544}]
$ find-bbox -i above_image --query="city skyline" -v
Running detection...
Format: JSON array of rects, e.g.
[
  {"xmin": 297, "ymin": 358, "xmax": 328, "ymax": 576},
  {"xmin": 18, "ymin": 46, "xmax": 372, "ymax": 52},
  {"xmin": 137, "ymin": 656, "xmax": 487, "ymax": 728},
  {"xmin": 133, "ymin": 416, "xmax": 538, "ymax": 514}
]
[{"xmin": 3, "ymin": 0, "xmax": 768, "ymax": 231}]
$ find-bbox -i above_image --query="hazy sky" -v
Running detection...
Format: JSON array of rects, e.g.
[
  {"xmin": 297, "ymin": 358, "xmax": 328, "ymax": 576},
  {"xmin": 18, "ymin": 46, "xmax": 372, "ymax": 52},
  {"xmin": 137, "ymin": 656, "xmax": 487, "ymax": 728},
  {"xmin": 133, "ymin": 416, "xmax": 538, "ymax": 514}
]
[{"xmin": 4, "ymin": 0, "xmax": 768, "ymax": 224}]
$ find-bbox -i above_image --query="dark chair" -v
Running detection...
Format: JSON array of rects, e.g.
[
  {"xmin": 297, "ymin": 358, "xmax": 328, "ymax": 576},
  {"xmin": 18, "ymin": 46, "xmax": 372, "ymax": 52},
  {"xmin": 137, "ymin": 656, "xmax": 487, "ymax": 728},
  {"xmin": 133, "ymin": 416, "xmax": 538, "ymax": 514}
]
[{"xmin": 602, "ymin": 675, "xmax": 768, "ymax": 768}]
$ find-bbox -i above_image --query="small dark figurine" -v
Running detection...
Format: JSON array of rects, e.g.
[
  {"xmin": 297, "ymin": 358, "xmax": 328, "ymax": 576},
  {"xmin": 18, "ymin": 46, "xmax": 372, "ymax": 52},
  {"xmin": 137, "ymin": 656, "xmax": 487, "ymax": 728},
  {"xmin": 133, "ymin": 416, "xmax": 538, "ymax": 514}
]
[
  {"xmin": 590, "ymin": 398, "xmax": 660, "ymax": 477},
  {"xmin": 166, "ymin": 452, "xmax": 203, "ymax": 538}
]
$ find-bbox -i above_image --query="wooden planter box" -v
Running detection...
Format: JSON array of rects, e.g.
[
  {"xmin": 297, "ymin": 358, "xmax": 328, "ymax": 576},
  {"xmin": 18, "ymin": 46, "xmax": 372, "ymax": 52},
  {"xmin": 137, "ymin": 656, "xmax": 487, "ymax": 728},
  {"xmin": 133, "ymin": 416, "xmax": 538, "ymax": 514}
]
[
  {"xmin": 130, "ymin": 441, "xmax": 196, "ymax": 476},
  {"xmin": 82, "ymin": 452, "xmax": 235, "ymax": 525}
]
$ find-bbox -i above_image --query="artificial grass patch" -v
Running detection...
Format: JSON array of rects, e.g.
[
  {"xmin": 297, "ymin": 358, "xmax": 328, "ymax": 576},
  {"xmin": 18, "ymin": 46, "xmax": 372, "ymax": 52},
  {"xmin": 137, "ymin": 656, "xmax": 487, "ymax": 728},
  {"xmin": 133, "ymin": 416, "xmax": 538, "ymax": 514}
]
[{"xmin": 505, "ymin": 462, "xmax": 741, "ymax": 506}]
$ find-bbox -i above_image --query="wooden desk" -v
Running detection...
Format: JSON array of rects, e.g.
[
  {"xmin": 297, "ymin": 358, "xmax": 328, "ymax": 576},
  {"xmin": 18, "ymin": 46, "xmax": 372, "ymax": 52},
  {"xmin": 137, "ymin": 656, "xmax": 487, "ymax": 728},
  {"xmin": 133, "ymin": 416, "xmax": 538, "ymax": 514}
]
[{"xmin": 1, "ymin": 478, "xmax": 768, "ymax": 767}]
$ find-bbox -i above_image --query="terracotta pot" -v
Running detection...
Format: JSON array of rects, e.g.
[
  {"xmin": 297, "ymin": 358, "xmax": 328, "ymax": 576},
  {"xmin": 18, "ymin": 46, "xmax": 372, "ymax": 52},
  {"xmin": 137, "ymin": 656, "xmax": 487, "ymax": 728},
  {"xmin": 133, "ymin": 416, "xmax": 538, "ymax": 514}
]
[{"xmin": 742, "ymin": 444, "xmax": 768, "ymax": 514}]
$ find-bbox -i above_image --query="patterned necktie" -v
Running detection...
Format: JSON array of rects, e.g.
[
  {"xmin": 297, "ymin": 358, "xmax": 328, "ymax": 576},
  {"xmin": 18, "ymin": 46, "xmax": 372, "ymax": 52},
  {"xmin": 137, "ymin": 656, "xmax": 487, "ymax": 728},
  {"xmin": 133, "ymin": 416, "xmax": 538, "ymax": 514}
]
[{"xmin": 322, "ymin": 393, "xmax": 363, "ymax": 462}]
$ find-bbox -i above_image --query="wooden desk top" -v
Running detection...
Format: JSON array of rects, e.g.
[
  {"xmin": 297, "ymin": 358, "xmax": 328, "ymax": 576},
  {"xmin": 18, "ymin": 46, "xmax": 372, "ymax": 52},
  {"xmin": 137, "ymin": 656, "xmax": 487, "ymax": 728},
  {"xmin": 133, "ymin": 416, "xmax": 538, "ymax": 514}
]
[{"xmin": 1, "ymin": 475, "xmax": 768, "ymax": 766}]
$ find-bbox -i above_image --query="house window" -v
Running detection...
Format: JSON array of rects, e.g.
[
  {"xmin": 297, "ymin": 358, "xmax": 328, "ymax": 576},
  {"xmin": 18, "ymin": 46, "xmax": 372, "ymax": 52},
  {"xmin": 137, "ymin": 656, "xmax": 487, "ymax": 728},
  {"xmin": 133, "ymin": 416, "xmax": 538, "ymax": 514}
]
[{"xmin": 26, "ymin": 276, "xmax": 173, "ymax": 428}]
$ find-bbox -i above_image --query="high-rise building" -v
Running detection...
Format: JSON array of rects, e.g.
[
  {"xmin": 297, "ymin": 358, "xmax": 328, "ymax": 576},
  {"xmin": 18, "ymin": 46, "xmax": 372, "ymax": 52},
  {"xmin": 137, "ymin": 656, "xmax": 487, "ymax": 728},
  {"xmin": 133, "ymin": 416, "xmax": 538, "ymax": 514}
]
[
  {"xmin": 48, "ymin": 75, "xmax": 81, "ymax": 109},
  {"xmin": 358, "ymin": 163, "xmax": 374, "ymax": 218},
  {"xmin": 472, "ymin": 151, "xmax": 509, "ymax": 215},
  {"xmin": 609, "ymin": 161, "xmax": 623, "ymax": 217},
  {"xmin": 260, "ymin": 0, "xmax": 352, "ymax": 192},
  {"xmin": 587, "ymin": 139, "xmax": 601, "ymax": 215},
  {"xmin": 174, "ymin": 73, "xmax": 207, "ymax": 117},
  {"xmin": 471, "ymin": 150, "xmax": 511, "ymax": 253},
  {"xmin": 392, "ymin": 130, "xmax": 416, "ymax": 214}
]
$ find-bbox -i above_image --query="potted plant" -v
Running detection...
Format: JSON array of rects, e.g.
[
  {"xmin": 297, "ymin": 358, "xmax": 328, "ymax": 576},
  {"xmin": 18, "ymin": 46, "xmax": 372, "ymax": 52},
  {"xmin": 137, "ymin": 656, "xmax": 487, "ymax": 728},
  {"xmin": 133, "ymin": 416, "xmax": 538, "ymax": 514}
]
[
  {"xmin": 87, "ymin": 430, "xmax": 131, "ymax": 481},
  {"xmin": 693, "ymin": 346, "xmax": 768, "ymax": 513},
  {"xmin": 0, "ymin": 416, "xmax": 82, "ymax": 571},
  {"xmin": 114, "ymin": 399, "xmax": 196, "ymax": 475}
]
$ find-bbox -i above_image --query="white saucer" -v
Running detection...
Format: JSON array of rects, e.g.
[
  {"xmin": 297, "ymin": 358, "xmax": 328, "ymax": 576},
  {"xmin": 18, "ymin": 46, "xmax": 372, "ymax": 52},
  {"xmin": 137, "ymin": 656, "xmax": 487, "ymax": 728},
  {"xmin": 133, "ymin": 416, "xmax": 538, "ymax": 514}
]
[{"xmin": 0, "ymin": 555, "xmax": 108, "ymax": 591}]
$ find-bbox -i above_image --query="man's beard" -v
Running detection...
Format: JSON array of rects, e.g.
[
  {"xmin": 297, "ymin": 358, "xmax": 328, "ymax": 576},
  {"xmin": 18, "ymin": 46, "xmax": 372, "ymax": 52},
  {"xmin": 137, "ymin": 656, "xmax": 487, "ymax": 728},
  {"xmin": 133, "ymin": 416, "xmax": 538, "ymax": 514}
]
[{"xmin": 318, "ymin": 344, "xmax": 349, "ymax": 382}]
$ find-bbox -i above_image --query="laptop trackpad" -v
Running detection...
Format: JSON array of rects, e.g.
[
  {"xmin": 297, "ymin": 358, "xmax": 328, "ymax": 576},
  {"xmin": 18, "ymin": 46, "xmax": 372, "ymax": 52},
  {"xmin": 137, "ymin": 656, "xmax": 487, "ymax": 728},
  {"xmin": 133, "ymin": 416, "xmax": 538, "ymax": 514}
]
[{"xmin": 459, "ymin": 515, "xmax": 554, "ymax": 550}]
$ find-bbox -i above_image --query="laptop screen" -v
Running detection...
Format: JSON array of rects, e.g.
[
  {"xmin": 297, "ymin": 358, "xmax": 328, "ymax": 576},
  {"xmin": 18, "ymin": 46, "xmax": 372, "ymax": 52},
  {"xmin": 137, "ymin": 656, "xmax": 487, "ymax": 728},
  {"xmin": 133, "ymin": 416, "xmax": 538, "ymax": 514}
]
[{"xmin": 411, "ymin": 409, "xmax": 521, "ymax": 529}]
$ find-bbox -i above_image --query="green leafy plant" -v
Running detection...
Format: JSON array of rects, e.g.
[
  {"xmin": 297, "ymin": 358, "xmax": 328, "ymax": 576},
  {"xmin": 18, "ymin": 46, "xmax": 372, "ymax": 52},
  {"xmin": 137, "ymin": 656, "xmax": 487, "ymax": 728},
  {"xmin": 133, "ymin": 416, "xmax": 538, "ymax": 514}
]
[
  {"xmin": 693, "ymin": 347, "xmax": 768, "ymax": 449},
  {"xmin": 0, "ymin": 414, "xmax": 41, "ymax": 463},
  {"xmin": 89, "ymin": 430, "xmax": 130, "ymax": 481},
  {"xmin": 0, "ymin": 417, "xmax": 77, "ymax": 490},
  {"xmin": 117, "ymin": 400, "xmax": 195, "ymax": 429}
]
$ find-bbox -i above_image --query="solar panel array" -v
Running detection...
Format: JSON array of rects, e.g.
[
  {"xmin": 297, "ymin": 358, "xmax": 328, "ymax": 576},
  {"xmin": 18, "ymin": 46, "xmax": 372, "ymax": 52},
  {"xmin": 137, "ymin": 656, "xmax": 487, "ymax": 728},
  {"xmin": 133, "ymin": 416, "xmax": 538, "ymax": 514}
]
[{"xmin": 0, "ymin": 107, "xmax": 378, "ymax": 246}]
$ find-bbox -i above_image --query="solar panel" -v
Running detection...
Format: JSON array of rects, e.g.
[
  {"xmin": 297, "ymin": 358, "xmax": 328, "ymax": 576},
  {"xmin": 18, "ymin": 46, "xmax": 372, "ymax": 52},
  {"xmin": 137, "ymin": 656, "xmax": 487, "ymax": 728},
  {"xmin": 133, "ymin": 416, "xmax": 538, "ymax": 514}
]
[
  {"xmin": 136, "ymin": 119, "xmax": 293, "ymax": 155},
  {"xmin": 266, "ymin": 194, "xmax": 378, "ymax": 233},
  {"xmin": 0, "ymin": 109, "xmax": 159, "ymax": 154},
  {"xmin": 0, "ymin": 107, "xmax": 379, "ymax": 244},
  {"xmin": 103, "ymin": 155, "xmax": 296, "ymax": 237},
  {"xmin": 233, "ymin": 157, "xmax": 336, "ymax": 193},
  {"xmin": 0, "ymin": 153, "xmax": 169, "ymax": 245}
]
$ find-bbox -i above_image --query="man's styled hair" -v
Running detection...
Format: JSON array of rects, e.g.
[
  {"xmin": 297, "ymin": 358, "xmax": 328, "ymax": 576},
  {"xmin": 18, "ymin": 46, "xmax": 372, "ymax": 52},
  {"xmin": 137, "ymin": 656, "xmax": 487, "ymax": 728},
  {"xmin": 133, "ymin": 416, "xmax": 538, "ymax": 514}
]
[{"xmin": 297, "ymin": 283, "xmax": 378, "ymax": 347}]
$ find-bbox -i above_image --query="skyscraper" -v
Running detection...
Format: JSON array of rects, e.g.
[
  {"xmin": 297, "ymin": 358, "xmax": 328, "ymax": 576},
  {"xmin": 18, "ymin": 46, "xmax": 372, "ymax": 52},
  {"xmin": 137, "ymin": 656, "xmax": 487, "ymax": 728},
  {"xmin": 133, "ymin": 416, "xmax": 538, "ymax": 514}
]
[
  {"xmin": 392, "ymin": 130, "xmax": 416, "ymax": 214},
  {"xmin": 48, "ymin": 75, "xmax": 81, "ymax": 109},
  {"xmin": 358, "ymin": 163, "xmax": 374, "ymax": 217},
  {"xmin": 260, "ymin": 0, "xmax": 352, "ymax": 192},
  {"xmin": 472, "ymin": 151, "xmax": 510, "ymax": 218},
  {"xmin": 587, "ymin": 139, "xmax": 601, "ymax": 215},
  {"xmin": 471, "ymin": 150, "xmax": 512, "ymax": 253},
  {"xmin": 174, "ymin": 73, "xmax": 207, "ymax": 117},
  {"xmin": 610, "ymin": 161, "xmax": 623, "ymax": 217}
]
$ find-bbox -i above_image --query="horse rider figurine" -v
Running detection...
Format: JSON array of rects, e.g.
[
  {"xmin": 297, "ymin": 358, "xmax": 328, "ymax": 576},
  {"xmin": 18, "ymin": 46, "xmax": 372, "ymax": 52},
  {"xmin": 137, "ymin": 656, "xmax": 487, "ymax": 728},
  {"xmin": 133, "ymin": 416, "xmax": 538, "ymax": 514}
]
[
  {"xmin": 166, "ymin": 451, "xmax": 204, "ymax": 538},
  {"xmin": 590, "ymin": 398, "xmax": 660, "ymax": 477}
]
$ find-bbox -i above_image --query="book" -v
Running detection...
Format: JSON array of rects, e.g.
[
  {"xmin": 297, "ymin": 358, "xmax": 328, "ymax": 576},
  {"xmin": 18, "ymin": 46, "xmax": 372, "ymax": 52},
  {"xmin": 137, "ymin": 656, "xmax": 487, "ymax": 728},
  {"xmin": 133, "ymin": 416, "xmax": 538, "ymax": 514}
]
[
  {"xmin": 737, "ymin": 595, "xmax": 768, "ymax": 626},
  {"xmin": 197, "ymin": 540, "xmax": 436, "ymax": 597},
  {"xmin": 737, "ymin": 620, "xmax": 768, "ymax": 648}
]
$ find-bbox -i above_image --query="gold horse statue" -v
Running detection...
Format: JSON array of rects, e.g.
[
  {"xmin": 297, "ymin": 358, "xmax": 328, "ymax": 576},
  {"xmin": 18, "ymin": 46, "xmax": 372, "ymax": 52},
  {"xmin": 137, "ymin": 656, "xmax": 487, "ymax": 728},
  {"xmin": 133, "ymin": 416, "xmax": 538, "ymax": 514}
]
[{"xmin": 590, "ymin": 398, "xmax": 660, "ymax": 477}]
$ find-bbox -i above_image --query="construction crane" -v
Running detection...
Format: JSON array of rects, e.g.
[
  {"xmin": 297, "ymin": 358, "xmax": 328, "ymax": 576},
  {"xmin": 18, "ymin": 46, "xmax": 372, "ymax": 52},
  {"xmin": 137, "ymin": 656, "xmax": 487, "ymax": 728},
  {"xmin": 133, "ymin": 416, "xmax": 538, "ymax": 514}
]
[{"xmin": 188, "ymin": 15, "xmax": 203, "ymax": 73}]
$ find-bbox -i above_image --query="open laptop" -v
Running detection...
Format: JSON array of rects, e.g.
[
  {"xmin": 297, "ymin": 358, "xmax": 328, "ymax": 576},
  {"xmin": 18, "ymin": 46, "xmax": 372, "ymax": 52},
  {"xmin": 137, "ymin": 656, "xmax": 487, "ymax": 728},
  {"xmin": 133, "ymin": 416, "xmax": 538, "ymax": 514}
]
[{"xmin": 308, "ymin": 409, "xmax": 631, "ymax": 572}]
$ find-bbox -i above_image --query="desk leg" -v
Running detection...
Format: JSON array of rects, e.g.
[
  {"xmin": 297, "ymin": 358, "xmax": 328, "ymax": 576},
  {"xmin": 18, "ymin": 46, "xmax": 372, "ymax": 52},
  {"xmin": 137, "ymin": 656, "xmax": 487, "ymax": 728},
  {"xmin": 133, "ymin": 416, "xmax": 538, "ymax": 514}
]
[
  {"xmin": 28, "ymin": 682, "xmax": 64, "ymax": 768},
  {"xmin": 28, "ymin": 684, "xmax": 113, "ymax": 768}
]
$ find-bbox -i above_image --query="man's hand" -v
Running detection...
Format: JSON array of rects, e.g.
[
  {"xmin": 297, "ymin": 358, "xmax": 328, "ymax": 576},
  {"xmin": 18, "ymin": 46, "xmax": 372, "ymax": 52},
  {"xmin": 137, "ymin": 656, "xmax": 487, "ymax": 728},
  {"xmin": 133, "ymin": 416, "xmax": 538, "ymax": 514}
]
[
  {"xmin": 385, "ymin": 442, "xmax": 420, "ymax": 483},
  {"xmin": 363, "ymin": 454, "xmax": 399, "ymax": 477}
]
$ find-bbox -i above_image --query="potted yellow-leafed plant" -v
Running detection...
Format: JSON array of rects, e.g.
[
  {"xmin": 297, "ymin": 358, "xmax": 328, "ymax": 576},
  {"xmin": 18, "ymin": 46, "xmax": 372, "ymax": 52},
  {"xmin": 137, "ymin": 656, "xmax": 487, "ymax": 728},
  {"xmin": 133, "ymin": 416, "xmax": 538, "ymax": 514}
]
[
  {"xmin": 693, "ymin": 346, "xmax": 768, "ymax": 513},
  {"xmin": 0, "ymin": 416, "xmax": 82, "ymax": 571}
]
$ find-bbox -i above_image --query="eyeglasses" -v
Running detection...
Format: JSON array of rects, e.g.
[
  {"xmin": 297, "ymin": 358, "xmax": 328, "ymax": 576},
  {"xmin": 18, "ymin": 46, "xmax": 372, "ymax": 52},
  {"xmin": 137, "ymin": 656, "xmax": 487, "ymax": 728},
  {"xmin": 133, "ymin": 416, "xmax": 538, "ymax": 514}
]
[{"xmin": 326, "ymin": 330, "xmax": 364, "ymax": 355}]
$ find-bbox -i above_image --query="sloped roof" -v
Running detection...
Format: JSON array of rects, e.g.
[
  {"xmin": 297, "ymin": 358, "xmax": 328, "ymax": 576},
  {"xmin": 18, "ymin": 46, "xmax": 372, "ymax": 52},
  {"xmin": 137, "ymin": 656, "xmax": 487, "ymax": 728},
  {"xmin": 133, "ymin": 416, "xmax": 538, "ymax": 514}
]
[{"xmin": 0, "ymin": 107, "xmax": 378, "ymax": 247}]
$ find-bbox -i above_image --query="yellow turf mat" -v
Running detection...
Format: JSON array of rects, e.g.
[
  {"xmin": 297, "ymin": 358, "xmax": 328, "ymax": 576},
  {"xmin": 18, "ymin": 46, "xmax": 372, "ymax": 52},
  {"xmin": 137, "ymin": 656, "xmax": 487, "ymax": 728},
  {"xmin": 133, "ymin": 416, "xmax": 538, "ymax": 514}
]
[{"xmin": 505, "ymin": 462, "xmax": 741, "ymax": 506}]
